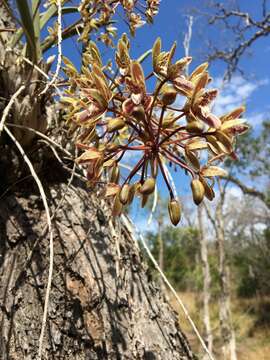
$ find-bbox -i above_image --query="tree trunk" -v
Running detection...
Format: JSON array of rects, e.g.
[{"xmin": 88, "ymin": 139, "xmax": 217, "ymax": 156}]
[
  {"xmin": 197, "ymin": 205, "xmax": 213, "ymax": 358},
  {"xmin": 216, "ymin": 202, "xmax": 237, "ymax": 360},
  {"xmin": 0, "ymin": 178, "xmax": 195, "ymax": 359}
]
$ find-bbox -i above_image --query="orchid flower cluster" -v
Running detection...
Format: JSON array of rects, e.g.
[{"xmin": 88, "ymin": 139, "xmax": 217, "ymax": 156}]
[
  {"xmin": 45, "ymin": 1, "xmax": 159, "ymax": 47},
  {"xmin": 62, "ymin": 35, "xmax": 248, "ymax": 225},
  {"xmin": 78, "ymin": 0, "xmax": 160, "ymax": 44}
]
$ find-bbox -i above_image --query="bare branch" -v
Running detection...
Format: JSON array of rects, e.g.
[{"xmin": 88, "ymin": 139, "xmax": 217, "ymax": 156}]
[
  {"xmin": 204, "ymin": 1, "xmax": 270, "ymax": 78},
  {"xmin": 147, "ymin": 184, "xmax": 158, "ymax": 225},
  {"xmin": 224, "ymin": 174, "xmax": 269, "ymax": 207},
  {"xmin": 203, "ymin": 201, "xmax": 217, "ymax": 232}
]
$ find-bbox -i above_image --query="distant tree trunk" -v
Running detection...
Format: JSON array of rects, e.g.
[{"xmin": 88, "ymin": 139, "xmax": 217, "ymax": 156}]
[
  {"xmin": 216, "ymin": 196, "xmax": 237, "ymax": 360},
  {"xmin": 0, "ymin": 3, "xmax": 195, "ymax": 359},
  {"xmin": 197, "ymin": 205, "xmax": 213, "ymax": 358}
]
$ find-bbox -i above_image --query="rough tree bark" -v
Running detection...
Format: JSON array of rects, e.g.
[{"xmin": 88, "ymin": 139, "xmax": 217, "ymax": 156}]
[
  {"xmin": 197, "ymin": 205, "xmax": 213, "ymax": 358},
  {"xmin": 0, "ymin": 177, "xmax": 195, "ymax": 359},
  {"xmin": 0, "ymin": 3, "xmax": 195, "ymax": 360}
]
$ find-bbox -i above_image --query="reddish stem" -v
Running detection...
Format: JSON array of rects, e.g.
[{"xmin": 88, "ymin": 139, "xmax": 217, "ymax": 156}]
[
  {"xmin": 148, "ymin": 78, "xmax": 167, "ymax": 121},
  {"xmin": 166, "ymin": 106, "xmax": 185, "ymax": 112},
  {"xmin": 164, "ymin": 134, "xmax": 194, "ymax": 146},
  {"xmin": 156, "ymin": 105, "xmax": 166, "ymax": 144},
  {"xmin": 124, "ymin": 156, "xmax": 145, "ymax": 185},
  {"xmin": 158, "ymin": 123, "xmax": 186, "ymax": 146},
  {"xmin": 145, "ymin": 72, "xmax": 154, "ymax": 81},
  {"xmin": 118, "ymin": 145, "xmax": 149, "ymax": 151},
  {"xmin": 162, "ymin": 148, "xmax": 195, "ymax": 178},
  {"xmin": 157, "ymin": 155, "xmax": 174, "ymax": 199}
]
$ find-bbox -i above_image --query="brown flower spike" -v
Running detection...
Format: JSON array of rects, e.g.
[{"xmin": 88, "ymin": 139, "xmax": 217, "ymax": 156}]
[{"xmin": 62, "ymin": 36, "xmax": 248, "ymax": 226}]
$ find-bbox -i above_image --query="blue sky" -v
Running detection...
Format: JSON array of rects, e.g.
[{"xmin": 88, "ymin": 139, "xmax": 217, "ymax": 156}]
[
  {"xmin": 54, "ymin": 0, "xmax": 269, "ymax": 129},
  {"xmin": 58, "ymin": 0, "xmax": 269, "ymax": 129},
  {"xmin": 43, "ymin": 0, "xmax": 269, "ymax": 230},
  {"xmin": 123, "ymin": 0, "xmax": 269, "ymax": 228},
  {"xmin": 122, "ymin": 0, "xmax": 270, "ymax": 120}
]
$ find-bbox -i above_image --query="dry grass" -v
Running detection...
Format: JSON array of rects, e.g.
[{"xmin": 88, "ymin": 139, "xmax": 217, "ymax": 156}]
[{"xmin": 168, "ymin": 291, "xmax": 270, "ymax": 360}]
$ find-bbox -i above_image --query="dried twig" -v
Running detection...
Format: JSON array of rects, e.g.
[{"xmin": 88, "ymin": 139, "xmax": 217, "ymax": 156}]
[
  {"xmin": 22, "ymin": 54, "xmax": 62, "ymax": 97},
  {"xmin": 3, "ymin": 125, "xmax": 54, "ymax": 360},
  {"xmin": 119, "ymin": 162, "xmax": 142, "ymax": 177},
  {"xmin": 163, "ymin": 162, "xmax": 178, "ymax": 199},
  {"xmin": 6, "ymin": 122, "xmax": 87, "ymax": 184},
  {"xmin": 147, "ymin": 184, "xmax": 158, "ymax": 225},
  {"xmin": 0, "ymin": 85, "xmax": 25, "ymax": 134},
  {"xmin": 6, "ymin": 122, "xmax": 72, "ymax": 158}
]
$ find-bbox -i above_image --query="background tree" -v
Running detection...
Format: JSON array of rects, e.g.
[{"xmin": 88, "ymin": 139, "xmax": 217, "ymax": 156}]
[
  {"xmin": 224, "ymin": 120, "xmax": 270, "ymax": 208},
  {"xmin": 197, "ymin": 204, "xmax": 213, "ymax": 359},
  {"xmin": 204, "ymin": 181, "xmax": 237, "ymax": 360},
  {"xmin": 146, "ymin": 224, "xmax": 200, "ymax": 291},
  {"xmin": 189, "ymin": 2, "xmax": 270, "ymax": 358},
  {"xmin": 200, "ymin": 0, "xmax": 270, "ymax": 79}
]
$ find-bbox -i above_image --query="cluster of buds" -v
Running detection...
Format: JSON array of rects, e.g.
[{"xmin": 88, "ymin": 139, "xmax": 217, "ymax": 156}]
[
  {"xmin": 62, "ymin": 35, "xmax": 248, "ymax": 226},
  {"xmin": 77, "ymin": 0, "xmax": 160, "ymax": 45}
]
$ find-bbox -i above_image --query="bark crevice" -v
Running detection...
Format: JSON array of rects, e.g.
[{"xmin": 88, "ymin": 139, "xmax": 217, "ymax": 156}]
[{"xmin": 0, "ymin": 179, "xmax": 195, "ymax": 359}]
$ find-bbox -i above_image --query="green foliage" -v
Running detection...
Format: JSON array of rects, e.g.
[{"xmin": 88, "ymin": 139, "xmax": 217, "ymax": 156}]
[
  {"xmin": 146, "ymin": 226, "xmax": 201, "ymax": 290},
  {"xmin": 225, "ymin": 120, "xmax": 270, "ymax": 178},
  {"xmin": 15, "ymin": 0, "xmax": 41, "ymax": 63},
  {"xmin": 232, "ymin": 227, "xmax": 270, "ymax": 298},
  {"xmin": 145, "ymin": 221, "xmax": 270, "ymax": 300}
]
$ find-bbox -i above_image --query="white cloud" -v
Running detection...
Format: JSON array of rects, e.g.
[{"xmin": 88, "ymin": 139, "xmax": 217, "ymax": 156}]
[
  {"xmin": 211, "ymin": 75, "xmax": 268, "ymax": 116},
  {"xmin": 249, "ymin": 112, "xmax": 268, "ymax": 126},
  {"xmin": 226, "ymin": 185, "xmax": 242, "ymax": 199}
]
